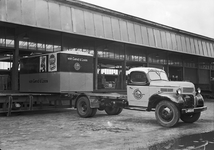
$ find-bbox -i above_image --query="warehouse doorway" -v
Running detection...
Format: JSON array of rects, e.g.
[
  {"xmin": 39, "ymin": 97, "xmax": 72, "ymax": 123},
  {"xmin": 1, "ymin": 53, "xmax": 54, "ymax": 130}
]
[
  {"xmin": 169, "ymin": 67, "xmax": 183, "ymax": 81},
  {"xmin": 97, "ymin": 59, "xmax": 125, "ymax": 90}
]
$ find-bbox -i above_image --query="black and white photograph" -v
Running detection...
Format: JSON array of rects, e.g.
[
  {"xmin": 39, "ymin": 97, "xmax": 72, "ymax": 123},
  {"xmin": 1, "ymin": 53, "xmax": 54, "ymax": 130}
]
[{"xmin": 0, "ymin": 0, "xmax": 214, "ymax": 149}]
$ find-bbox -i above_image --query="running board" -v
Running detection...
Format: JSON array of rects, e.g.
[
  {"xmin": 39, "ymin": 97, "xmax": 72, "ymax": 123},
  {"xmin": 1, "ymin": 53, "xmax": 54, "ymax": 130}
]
[{"xmin": 125, "ymin": 105, "xmax": 155, "ymax": 112}]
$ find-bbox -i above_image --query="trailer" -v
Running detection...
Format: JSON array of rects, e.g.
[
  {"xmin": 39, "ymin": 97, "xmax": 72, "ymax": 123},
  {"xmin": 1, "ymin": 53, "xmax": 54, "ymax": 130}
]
[{"xmin": 0, "ymin": 51, "xmax": 128, "ymax": 117}]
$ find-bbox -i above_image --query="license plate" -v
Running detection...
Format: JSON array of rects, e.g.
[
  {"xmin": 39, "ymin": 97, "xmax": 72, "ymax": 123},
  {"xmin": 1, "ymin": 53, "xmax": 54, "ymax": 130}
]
[{"xmin": 186, "ymin": 109, "xmax": 194, "ymax": 113}]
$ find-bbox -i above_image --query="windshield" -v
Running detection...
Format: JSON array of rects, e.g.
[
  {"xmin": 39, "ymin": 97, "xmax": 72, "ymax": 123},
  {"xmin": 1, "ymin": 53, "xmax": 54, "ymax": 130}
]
[{"xmin": 148, "ymin": 70, "xmax": 168, "ymax": 81}]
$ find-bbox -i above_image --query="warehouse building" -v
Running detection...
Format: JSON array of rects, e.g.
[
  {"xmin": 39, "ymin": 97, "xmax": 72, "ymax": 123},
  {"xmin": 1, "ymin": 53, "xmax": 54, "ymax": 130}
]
[{"xmin": 0, "ymin": 0, "xmax": 214, "ymax": 93}]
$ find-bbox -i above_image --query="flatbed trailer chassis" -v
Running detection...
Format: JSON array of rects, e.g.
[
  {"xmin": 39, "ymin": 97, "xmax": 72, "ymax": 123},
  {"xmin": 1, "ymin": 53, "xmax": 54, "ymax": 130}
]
[{"xmin": 0, "ymin": 92, "xmax": 128, "ymax": 117}]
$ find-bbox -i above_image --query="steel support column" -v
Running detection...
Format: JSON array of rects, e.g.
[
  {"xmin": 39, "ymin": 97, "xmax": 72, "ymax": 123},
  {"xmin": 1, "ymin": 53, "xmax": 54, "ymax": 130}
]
[
  {"xmin": 11, "ymin": 35, "xmax": 19, "ymax": 91},
  {"xmin": 122, "ymin": 44, "xmax": 127, "ymax": 89}
]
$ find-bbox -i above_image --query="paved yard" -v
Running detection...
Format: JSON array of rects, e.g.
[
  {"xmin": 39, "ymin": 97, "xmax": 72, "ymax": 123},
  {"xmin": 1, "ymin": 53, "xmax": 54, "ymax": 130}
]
[{"xmin": 0, "ymin": 101, "xmax": 214, "ymax": 150}]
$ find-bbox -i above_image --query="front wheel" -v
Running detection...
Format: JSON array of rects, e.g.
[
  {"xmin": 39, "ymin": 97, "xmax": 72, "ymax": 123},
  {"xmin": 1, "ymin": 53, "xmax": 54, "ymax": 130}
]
[
  {"xmin": 180, "ymin": 112, "xmax": 201, "ymax": 123},
  {"xmin": 76, "ymin": 97, "xmax": 92, "ymax": 118},
  {"xmin": 155, "ymin": 101, "xmax": 180, "ymax": 127}
]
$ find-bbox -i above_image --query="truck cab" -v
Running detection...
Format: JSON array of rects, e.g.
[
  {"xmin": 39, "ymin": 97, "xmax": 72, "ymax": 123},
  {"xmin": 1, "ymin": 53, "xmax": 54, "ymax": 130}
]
[{"xmin": 127, "ymin": 67, "xmax": 207, "ymax": 127}]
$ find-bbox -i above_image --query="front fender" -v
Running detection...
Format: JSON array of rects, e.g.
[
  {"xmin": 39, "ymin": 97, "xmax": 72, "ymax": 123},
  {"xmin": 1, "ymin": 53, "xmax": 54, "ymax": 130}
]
[{"xmin": 147, "ymin": 93, "xmax": 182, "ymax": 111}]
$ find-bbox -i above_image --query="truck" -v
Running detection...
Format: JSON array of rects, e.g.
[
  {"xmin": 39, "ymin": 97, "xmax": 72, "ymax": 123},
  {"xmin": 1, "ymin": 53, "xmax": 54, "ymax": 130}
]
[
  {"xmin": 0, "ymin": 51, "xmax": 207, "ymax": 127},
  {"xmin": 126, "ymin": 67, "xmax": 207, "ymax": 127}
]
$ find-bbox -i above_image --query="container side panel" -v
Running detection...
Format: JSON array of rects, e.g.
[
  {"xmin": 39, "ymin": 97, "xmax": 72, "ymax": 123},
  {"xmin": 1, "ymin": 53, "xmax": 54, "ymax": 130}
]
[
  {"xmin": 20, "ymin": 73, "xmax": 60, "ymax": 93},
  {"xmin": 60, "ymin": 72, "xmax": 93, "ymax": 92},
  {"xmin": 20, "ymin": 57, "xmax": 40, "ymax": 74},
  {"xmin": 58, "ymin": 53, "xmax": 93, "ymax": 73}
]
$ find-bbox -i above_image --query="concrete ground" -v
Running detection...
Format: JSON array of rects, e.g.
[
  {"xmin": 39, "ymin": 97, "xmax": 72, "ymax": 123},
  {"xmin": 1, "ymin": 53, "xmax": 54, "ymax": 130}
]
[{"xmin": 0, "ymin": 100, "xmax": 214, "ymax": 150}]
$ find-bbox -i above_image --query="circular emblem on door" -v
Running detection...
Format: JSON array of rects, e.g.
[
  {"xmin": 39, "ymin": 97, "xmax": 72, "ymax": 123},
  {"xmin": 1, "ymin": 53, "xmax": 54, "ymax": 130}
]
[
  {"xmin": 74, "ymin": 62, "xmax": 81, "ymax": 71},
  {"xmin": 133, "ymin": 89, "xmax": 144, "ymax": 100}
]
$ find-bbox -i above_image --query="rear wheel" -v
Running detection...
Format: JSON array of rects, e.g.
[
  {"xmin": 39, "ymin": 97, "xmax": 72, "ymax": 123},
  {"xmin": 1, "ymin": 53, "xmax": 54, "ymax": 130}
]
[
  {"xmin": 76, "ymin": 97, "xmax": 92, "ymax": 118},
  {"xmin": 180, "ymin": 112, "xmax": 201, "ymax": 123},
  {"xmin": 155, "ymin": 101, "xmax": 180, "ymax": 127},
  {"xmin": 90, "ymin": 108, "xmax": 97, "ymax": 117},
  {"xmin": 115, "ymin": 108, "xmax": 123, "ymax": 115},
  {"xmin": 105, "ymin": 107, "xmax": 122, "ymax": 115}
]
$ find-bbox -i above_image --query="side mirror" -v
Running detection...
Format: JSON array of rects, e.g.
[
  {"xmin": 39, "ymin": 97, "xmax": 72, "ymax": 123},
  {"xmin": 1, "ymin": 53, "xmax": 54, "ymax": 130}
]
[{"xmin": 127, "ymin": 74, "xmax": 131, "ymax": 84}]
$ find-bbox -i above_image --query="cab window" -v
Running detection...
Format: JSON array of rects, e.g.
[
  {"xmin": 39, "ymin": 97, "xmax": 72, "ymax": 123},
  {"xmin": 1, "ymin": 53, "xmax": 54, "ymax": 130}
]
[{"xmin": 129, "ymin": 71, "xmax": 148, "ymax": 85}]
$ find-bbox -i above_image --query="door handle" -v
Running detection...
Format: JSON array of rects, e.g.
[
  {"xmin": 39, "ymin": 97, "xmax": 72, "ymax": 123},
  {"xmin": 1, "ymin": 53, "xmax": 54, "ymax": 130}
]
[{"xmin": 129, "ymin": 87, "xmax": 133, "ymax": 89}]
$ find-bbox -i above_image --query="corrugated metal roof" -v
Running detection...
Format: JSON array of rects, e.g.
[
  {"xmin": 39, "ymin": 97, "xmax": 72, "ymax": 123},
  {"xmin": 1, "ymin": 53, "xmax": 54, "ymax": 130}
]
[{"xmin": 0, "ymin": 0, "xmax": 214, "ymax": 58}]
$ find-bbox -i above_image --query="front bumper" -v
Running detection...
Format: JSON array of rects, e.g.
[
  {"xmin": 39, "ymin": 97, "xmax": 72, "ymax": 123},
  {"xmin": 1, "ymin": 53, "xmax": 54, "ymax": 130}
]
[{"xmin": 181, "ymin": 106, "xmax": 207, "ymax": 114}]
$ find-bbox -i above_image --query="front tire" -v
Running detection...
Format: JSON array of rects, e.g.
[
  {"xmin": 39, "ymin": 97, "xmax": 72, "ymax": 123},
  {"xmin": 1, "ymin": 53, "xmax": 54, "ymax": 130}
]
[
  {"xmin": 180, "ymin": 112, "xmax": 201, "ymax": 123},
  {"xmin": 155, "ymin": 101, "xmax": 180, "ymax": 127},
  {"xmin": 76, "ymin": 97, "xmax": 92, "ymax": 118}
]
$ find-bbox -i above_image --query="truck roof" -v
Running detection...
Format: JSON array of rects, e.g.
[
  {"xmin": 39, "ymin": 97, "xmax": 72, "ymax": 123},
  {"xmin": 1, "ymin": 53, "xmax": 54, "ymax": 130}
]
[{"xmin": 127, "ymin": 67, "xmax": 165, "ymax": 74}]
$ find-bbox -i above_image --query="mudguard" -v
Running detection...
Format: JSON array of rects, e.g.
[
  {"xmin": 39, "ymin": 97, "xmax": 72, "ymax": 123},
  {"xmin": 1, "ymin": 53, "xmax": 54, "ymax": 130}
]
[{"xmin": 147, "ymin": 93, "xmax": 182, "ymax": 111}]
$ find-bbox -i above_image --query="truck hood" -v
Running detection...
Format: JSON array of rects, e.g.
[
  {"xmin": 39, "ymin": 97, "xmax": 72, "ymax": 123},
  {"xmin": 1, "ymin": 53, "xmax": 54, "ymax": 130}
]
[{"xmin": 150, "ymin": 80, "xmax": 194, "ymax": 88}]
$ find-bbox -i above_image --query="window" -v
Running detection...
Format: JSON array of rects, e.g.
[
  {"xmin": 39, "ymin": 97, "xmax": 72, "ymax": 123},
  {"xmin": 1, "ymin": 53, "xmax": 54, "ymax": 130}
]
[
  {"xmin": 126, "ymin": 45, "xmax": 146, "ymax": 62},
  {"xmin": 148, "ymin": 70, "xmax": 168, "ymax": 81},
  {"xmin": 97, "ymin": 42, "xmax": 124, "ymax": 59},
  {"xmin": 198, "ymin": 59, "xmax": 210, "ymax": 70},
  {"xmin": 130, "ymin": 72, "xmax": 148, "ymax": 83}
]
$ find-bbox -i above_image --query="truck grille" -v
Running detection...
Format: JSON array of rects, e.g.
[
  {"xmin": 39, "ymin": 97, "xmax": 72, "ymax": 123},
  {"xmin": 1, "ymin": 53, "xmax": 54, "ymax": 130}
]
[
  {"xmin": 183, "ymin": 95, "xmax": 195, "ymax": 108},
  {"xmin": 160, "ymin": 88, "xmax": 173, "ymax": 92},
  {"xmin": 183, "ymin": 87, "xmax": 194, "ymax": 93}
]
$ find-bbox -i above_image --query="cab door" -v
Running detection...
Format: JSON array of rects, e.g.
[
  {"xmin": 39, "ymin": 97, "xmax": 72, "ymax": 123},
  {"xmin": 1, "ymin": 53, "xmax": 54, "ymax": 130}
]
[{"xmin": 127, "ymin": 71, "xmax": 150, "ymax": 107}]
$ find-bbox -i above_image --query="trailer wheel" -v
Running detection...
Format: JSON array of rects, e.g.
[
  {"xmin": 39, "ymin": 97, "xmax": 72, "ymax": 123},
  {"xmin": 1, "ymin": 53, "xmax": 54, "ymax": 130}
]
[
  {"xmin": 180, "ymin": 112, "xmax": 201, "ymax": 123},
  {"xmin": 105, "ymin": 107, "xmax": 121, "ymax": 115},
  {"xmin": 76, "ymin": 97, "xmax": 92, "ymax": 118},
  {"xmin": 155, "ymin": 101, "xmax": 180, "ymax": 127},
  {"xmin": 115, "ymin": 108, "xmax": 123, "ymax": 115},
  {"xmin": 90, "ymin": 108, "xmax": 97, "ymax": 117}
]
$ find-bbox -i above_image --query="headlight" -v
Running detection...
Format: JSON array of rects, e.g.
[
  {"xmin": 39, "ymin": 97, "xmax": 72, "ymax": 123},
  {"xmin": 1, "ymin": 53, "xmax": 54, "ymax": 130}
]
[
  {"xmin": 197, "ymin": 88, "xmax": 201, "ymax": 94},
  {"xmin": 176, "ymin": 88, "xmax": 182, "ymax": 95}
]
